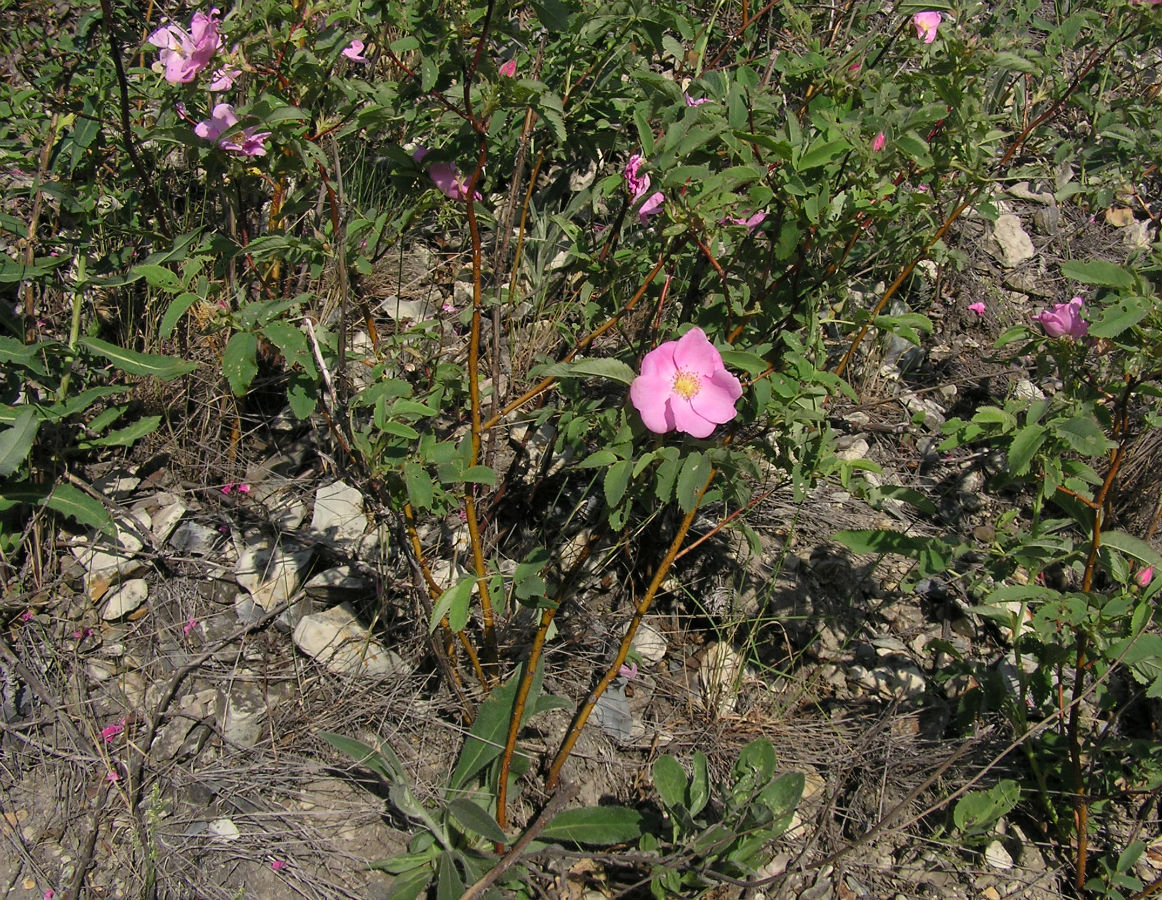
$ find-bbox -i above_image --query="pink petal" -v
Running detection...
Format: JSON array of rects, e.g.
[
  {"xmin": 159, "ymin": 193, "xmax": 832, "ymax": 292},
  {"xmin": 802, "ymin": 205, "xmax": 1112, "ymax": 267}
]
[
  {"xmin": 499, "ymin": 58, "xmax": 517, "ymax": 77},
  {"xmin": 672, "ymin": 327, "xmax": 721, "ymax": 376},
  {"xmin": 670, "ymin": 397, "xmax": 716, "ymax": 438},
  {"xmin": 342, "ymin": 39, "xmax": 368, "ymax": 62},
  {"xmin": 690, "ymin": 373, "xmax": 742, "ymax": 426},
  {"xmin": 636, "ymin": 191, "xmax": 664, "ymax": 223}
]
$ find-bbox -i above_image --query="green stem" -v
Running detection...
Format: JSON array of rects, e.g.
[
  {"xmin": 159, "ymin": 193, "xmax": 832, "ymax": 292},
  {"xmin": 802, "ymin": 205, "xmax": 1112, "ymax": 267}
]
[{"xmin": 58, "ymin": 255, "xmax": 86, "ymax": 403}]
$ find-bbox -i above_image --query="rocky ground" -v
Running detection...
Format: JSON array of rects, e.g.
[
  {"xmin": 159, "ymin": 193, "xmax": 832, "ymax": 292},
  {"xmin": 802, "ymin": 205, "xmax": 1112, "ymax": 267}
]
[{"xmin": 1, "ymin": 182, "xmax": 1160, "ymax": 900}]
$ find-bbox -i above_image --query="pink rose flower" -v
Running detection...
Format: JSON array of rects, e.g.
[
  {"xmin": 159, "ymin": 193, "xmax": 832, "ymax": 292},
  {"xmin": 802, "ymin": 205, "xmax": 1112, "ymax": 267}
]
[
  {"xmin": 968, "ymin": 302, "xmax": 986, "ymax": 316},
  {"xmin": 1035, "ymin": 296, "xmax": 1088, "ymax": 339},
  {"xmin": 684, "ymin": 93, "xmax": 709, "ymax": 106},
  {"xmin": 427, "ymin": 161, "xmax": 482, "ymax": 201},
  {"xmin": 195, "ymin": 104, "xmax": 270, "ymax": 157},
  {"xmin": 148, "ymin": 9, "xmax": 222, "ymax": 84},
  {"xmin": 871, "ymin": 131, "xmax": 886, "ymax": 152},
  {"xmin": 912, "ymin": 11, "xmax": 942, "ymax": 43},
  {"xmin": 720, "ymin": 210, "xmax": 767, "ymax": 232},
  {"xmin": 342, "ymin": 40, "xmax": 368, "ymax": 62},
  {"xmin": 499, "ymin": 58, "xmax": 517, "ymax": 77},
  {"xmin": 630, "ymin": 327, "xmax": 743, "ymax": 438},
  {"xmin": 625, "ymin": 154, "xmax": 664, "ymax": 223},
  {"xmin": 208, "ymin": 66, "xmax": 241, "ymax": 91}
]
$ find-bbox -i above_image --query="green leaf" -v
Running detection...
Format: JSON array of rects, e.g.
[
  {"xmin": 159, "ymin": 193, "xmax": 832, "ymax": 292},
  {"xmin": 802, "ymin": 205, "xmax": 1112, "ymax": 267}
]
[
  {"xmin": 952, "ymin": 780, "xmax": 1020, "ymax": 832},
  {"xmin": 653, "ymin": 755, "xmax": 687, "ymax": 810},
  {"xmin": 604, "ymin": 459, "xmax": 632, "ymax": 507},
  {"xmin": 1089, "ymin": 295, "xmax": 1151, "ymax": 339},
  {"xmin": 1060, "ymin": 259, "xmax": 1133, "ymax": 289},
  {"xmin": 0, "ymin": 407, "xmax": 39, "ymax": 477},
  {"xmin": 894, "ymin": 131, "xmax": 934, "ymax": 168},
  {"xmin": 759, "ymin": 772, "xmax": 805, "ymax": 822},
  {"xmin": 461, "ymin": 465, "xmax": 497, "ymax": 486},
  {"xmin": 82, "ymin": 415, "xmax": 161, "ymax": 448},
  {"xmin": 1052, "ymin": 415, "xmax": 1112, "ymax": 457},
  {"xmin": 0, "ymin": 335, "xmax": 49, "ymax": 376},
  {"xmin": 430, "ymin": 576, "xmax": 475, "ymax": 634},
  {"xmin": 688, "ymin": 751, "xmax": 709, "ymax": 816},
  {"xmin": 534, "ymin": 358, "xmax": 637, "ymax": 386},
  {"xmin": 833, "ymin": 529, "xmax": 953, "ymax": 578},
  {"xmin": 795, "ymin": 138, "xmax": 850, "ymax": 171},
  {"xmin": 319, "ymin": 731, "xmax": 406, "ymax": 783},
  {"xmin": 435, "ymin": 852, "xmax": 464, "ymax": 898},
  {"xmin": 222, "ymin": 332, "xmax": 258, "ymax": 397},
  {"xmin": 403, "ymin": 462, "xmax": 434, "ymax": 509},
  {"xmin": 79, "ymin": 336, "xmax": 197, "ymax": 381},
  {"xmin": 540, "ymin": 806, "xmax": 643, "ymax": 845},
  {"xmin": 131, "ymin": 263, "xmax": 184, "ymax": 293},
  {"xmin": 447, "ymin": 799, "xmax": 506, "ymax": 843},
  {"xmin": 578, "ymin": 449, "xmax": 619, "ymax": 469},
  {"xmin": 676, "ymin": 451, "xmax": 710, "ymax": 513},
  {"xmin": 384, "ymin": 863, "xmax": 433, "ymax": 900},
  {"xmin": 1108, "ymin": 634, "xmax": 1162, "ymax": 688},
  {"xmin": 159, "ymin": 292, "xmax": 200, "ymax": 339},
  {"xmin": 44, "ymin": 483, "xmax": 112, "ymax": 533},
  {"xmin": 1101, "ymin": 531, "xmax": 1162, "ymax": 574},
  {"xmin": 1007, "ymin": 423, "xmax": 1046, "ymax": 476},
  {"xmin": 449, "ymin": 662, "xmax": 544, "ymax": 792}
]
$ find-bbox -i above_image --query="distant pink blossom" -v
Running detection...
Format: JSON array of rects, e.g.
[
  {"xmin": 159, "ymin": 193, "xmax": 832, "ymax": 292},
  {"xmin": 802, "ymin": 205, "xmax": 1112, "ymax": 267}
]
[
  {"xmin": 20, "ymin": 608, "xmax": 34, "ymax": 621},
  {"xmin": 101, "ymin": 720, "xmax": 126, "ymax": 742},
  {"xmin": 1035, "ymin": 296, "xmax": 1088, "ymax": 340},
  {"xmin": 848, "ymin": 62, "xmax": 862, "ymax": 72},
  {"xmin": 625, "ymin": 154, "xmax": 664, "ymax": 224},
  {"xmin": 341, "ymin": 39, "xmax": 368, "ymax": 62},
  {"xmin": 1137, "ymin": 566, "xmax": 1154, "ymax": 587},
  {"xmin": 183, "ymin": 616, "xmax": 198, "ymax": 636},
  {"xmin": 195, "ymin": 104, "xmax": 270, "ymax": 157},
  {"xmin": 148, "ymin": 10, "xmax": 222, "ymax": 84},
  {"xmin": 912, "ymin": 11, "xmax": 942, "ymax": 43},
  {"xmin": 630, "ymin": 327, "xmax": 743, "ymax": 438},
  {"xmin": 271, "ymin": 860, "xmax": 288, "ymax": 871},
  {"xmin": 968, "ymin": 302, "xmax": 986, "ymax": 317},
  {"xmin": 44, "ymin": 890, "xmax": 54, "ymax": 900},
  {"xmin": 618, "ymin": 662, "xmax": 639, "ymax": 680},
  {"xmin": 499, "ymin": 58, "xmax": 517, "ymax": 77},
  {"xmin": 720, "ymin": 210, "xmax": 767, "ymax": 232},
  {"xmin": 684, "ymin": 93, "xmax": 710, "ymax": 106},
  {"xmin": 871, "ymin": 131, "xmax": 886, "ymax": 152},
  {"xmin": 220, "ymin": 481, "xmax": 251, "ymax": 494},
  {"xmin": 106, "ymin": 769, "xmax": 120, "ymax": 783}
]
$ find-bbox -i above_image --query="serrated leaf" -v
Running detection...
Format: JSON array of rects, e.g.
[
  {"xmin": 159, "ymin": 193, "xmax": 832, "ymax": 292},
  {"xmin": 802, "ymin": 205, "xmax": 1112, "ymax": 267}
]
[
  {"xmin": 403, "ymin": 462, "xmax": 434, "ymax": 509},
  {"xmin": 1101, "ymin": 531, "xmax": 1162, "ymax": 573},
  {"xmin": 44, "ymin": 483, "xmax": 112, "ymax": 533},
  {"xmin": 1060, "ymin": 259, "xmax": 1133, "ymax": 289},
  {"xmin": 447, "ymin": 799, "xmax": 506, "ymax": 843},
  {"xmin": 131, "ymin": 263, "xmax": 184, "ymax": 292},
  {"xmin": 535, "ymin": 357, "xmax": 637, "ymax": 386},
  {"xmin": 1052, "ymin": 415, "xmax": 1112, "ymax": 456},
  {"xmin": 540, "ymin": 806, "xmax": 643, "ymax": 845},
  {"xmin": 79, "ymin": 336, "xmax": 197, "ymax": 381},
  {"xmin": 1007, "ymin": 423, "xmax": 1046, "ymax": 476},
  {"xmin": 578, "ymin": 449, "xmax": 618, "ymax": 469},
  {"xmin": 1089, "ymin": 295, "xmax": 1151, "ymax": 339},
  {"xmin": 462, "ymin": 465, "xmax": 496, "ymax": 486},
  {"xmin": 0, "ymin": 407, "xmax": 38, "ymax": 477},
  {"xmin": 431, "ymin": 576, "xmax": 475, "ymax": 634}
]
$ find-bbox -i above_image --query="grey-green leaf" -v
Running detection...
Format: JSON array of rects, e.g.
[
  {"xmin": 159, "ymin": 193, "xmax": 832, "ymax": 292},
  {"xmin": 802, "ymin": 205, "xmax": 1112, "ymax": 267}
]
[
  {"xmin": 447, "ymin": 799, "xmax": 506, "ymax": 843},
  {"xmin": 0, "ymin": 407, "xmax": 39, "ymax": 477},
  {"xmin": 540, "ymin": 806, "xmax": 643, "ymax": 845},
  {"xmin": 79, "ymin": 336, "xmax": 197, "ymax": 381}
]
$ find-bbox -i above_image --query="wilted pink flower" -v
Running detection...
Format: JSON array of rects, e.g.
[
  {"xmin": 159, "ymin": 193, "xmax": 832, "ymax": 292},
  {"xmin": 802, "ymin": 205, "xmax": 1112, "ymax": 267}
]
[
  {"xmin": 100, "ymin": 720, "xmax": 125, "ymax": 742},
  {"xmin": 684, "ymin": 93, "xmax": 709, "ymax": 106},
  {"xmin": 106, "ymin": 769, "xmax": 120, "ymax": 783},
  {"xmin": 1035, "ymin": 296, "xmax": 1088, "ymax": 339},
  {"xmin": 912, "ymin": 11, "xmax": 942, "ymax": 43},
  {"xmin": 271, "ymin": 860, "xmax": 288, "ymax": 871},
  {"xmin": 499, "ymin": 58, "xmax": 517, "ymax": 77},
  {"xmin": 183, "ymin": 616, "xmax": 198, "ymax": 636},
  {"xmin": 341, "ymin": 39, "xmax": 368, "ymax": 62},
  {"xmin": 208, "ymin": 66, "xmax": 241, "ymax": 91},
  {"xmin": 427, "ymin": 161, "xmax": 482, "ymax": 201},
  {"xmin": 625, "ymin": 154, "xmax": 665, "ymax": 223},
  {"xmin": 196, "ymin": 104, "xmax": 270, "ymax": 157},
  {"xmin": 44, "ymin": 890, "xmax": 54, "ymax": 900},
  {"xmin": 1137, "ymin": 566, "xmax": 1154, "ymax": 587},
  {"xmin": 871, "ymin": 131, "xmax": 886, "ymax": 152},
  {"xmin": 720, "ymin": 210, "xmax": 767, "ymax": 232},
  {"xmin": 148, "ymin": 9, "xmax": 222, "ymax": 84},
  {"xmin": 618, "ymin": 662, "xmax": 639, "ymax": 680},
  {"xmin": 630, "ymin": 327, "xmax": 743, "ymax": 438},
  {"xmin": 20, "ymin": 608, "xmax": 34, "ymax": 621},
  {"xmin": 968, "ymin": 302, "xmax": 986, "ymax": 316}
]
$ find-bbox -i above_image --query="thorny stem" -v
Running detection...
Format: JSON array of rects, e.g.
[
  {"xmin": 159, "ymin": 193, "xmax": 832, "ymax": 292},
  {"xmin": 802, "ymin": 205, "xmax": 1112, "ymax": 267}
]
[
  {"xmin": 545, "ymin": 468, "xmax": 717, "ymax": 790},
  {"xmin": 1068, "ymin": 374, "xmax": 1136, "ymax": 888}
]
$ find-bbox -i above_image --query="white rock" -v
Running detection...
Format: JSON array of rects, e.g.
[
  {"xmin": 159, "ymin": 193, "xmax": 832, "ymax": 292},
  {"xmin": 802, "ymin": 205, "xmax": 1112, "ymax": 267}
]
[
  {"xmin": 303, "ymin": 566, "xmax": 372, "ymax": 600},
  {"xmin": 91, "ymin": 470, "xmax": 140, "ymax": 498},
  {"xmin": 101, "ymin": 579, "xmax": 149, "ymax": 620},
  {"xmin": 379, "ymin": 296, "xmax": 436, "ymax": 321},
  {"xmin": 74, "ymin": 511, "xmax": 151, "ymax": 601},
  {"xmin": 235, "ymin": 535, "xmax": 313, "ymax": 612},
  {"xmin": 984, "ymin": 839, "xmax": 1013, "ymax": 870},
  {"xmin": 144, "ymin": 493, "xmax": 186, "ymax": 544},
  {"xmin": 631, "ymin": 621, "xmax": 667, "ymax": 663},
  {"xmin": 990, "ymin": 214, "xmax": 1035, "ymax": 268},
  {"xmin": 169, "ymin": 521, "xmax": 223, "ymax": 557},
  {"xmin": 453, "ymin": 281, "xmax": 475, "ymax": 305},
  {"xmin": 207, "ymin": 818, "xmax": 240, "ymax": 842},
  {"xmin": 310, "ymin": 481, "xmax": 368, "ymax": 549},
  {"xmin": 292, "ymin": 604, "xmax": 410, "ymax": 678}
]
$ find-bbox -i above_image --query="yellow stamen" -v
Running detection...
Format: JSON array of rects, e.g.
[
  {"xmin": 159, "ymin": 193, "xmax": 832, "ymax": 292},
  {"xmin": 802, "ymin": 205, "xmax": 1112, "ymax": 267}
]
[{"xmin": 672, "ymin": 370, "xmax": 701, "ymax": 399}]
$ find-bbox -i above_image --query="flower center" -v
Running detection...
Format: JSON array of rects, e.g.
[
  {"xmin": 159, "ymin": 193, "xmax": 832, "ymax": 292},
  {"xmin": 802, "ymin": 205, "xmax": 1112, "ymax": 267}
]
[{"xmin": 672, "ymin": 370, "xmax": 701, "ymax": 399}]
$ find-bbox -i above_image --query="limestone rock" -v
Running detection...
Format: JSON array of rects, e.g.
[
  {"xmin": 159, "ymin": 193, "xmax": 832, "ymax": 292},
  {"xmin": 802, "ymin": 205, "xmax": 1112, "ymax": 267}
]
[
  {"xmin": 101, "ymin": 579, "xmax": 149, "ymax": 621},
  {"xmin": 310, "ymin": 481, "xmax": 368, "ymax": 550},
  {"xmin": 234, "ymin": 532, "xmax": 312, "ymax": 612},
  {"xmin": 989, "ymin": 214, "xmax": 1035, "ymax": 268},
  {"xmin": 631, "ymin": 621, "xmax": 667, "ymax": 663},
  {"xmin": 292, "ymin": 604, "xmax": 410, "ymax": 678}
]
